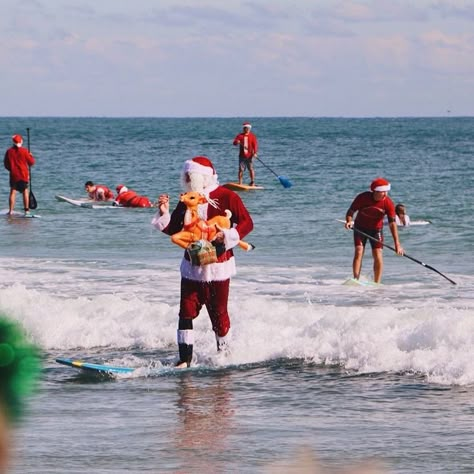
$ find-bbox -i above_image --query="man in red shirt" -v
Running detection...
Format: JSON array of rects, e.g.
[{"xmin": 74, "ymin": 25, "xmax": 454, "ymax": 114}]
[
  {"xmin": 345, "ymin": 177, "xmax": 404, "ymax": 283},
  {"xmin": 4, "ymin": 135, "xmax": 35, "ymax": 216},
  {"xmin": 84, "ymin": 181, "xmax": 115, "ymax": 201},
  {"xmin": 152, "ymin": 156, "xmax": 254, "ymax": 368},
  {"xmin": 233, "ymin": 122, "xmax": 258, "ymax": 186}
]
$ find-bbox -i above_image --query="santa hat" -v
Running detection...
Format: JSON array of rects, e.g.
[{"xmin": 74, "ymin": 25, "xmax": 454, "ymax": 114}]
[
  {"xmin": 12, "ymin": 134, "xmax": 23, "ymax": 146},
  {"xmin": 242, "ymin": 122, "xmax": 252, "ymax": 129},
  {"xmin": 116, "ymin": 184, "xmax": 128, "ymax": 194},
  {"xmin": 370, "ymin": 177, "xmax": 391, "ymax": 192},
  {"xmin": 183, "ymin": 156, "xmax": 216, "ymax": 176}
]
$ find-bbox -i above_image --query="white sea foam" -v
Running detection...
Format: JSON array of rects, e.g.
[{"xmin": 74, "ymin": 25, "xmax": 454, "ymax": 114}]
[{"xmin": 1, "ymin": 257, "xmax": 472, "ymax": 386}]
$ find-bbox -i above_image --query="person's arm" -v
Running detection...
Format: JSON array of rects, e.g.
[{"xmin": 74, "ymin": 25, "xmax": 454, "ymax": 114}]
[
  {"xmin": 27, "ymin": 151, "xmax": 35, "ymax": 167},
  {"xmin": 388, "ymin": 221, "xmax": 404, "ymax": 255},
  {"xmin": 233, "ymin": 134, "xmax": 241, "ymax": 146},
  {"xmin": 4, "ymin": 153, "xmax": 10, "ymax": 171},
  {"xmin": 252, "ymin": 134, "xmax": 258, "ymax": 157}
]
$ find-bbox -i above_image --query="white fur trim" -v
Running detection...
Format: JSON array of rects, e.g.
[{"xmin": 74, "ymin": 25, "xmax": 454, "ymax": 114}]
[
  {"xmin": 373, "ymin": 184, "xmax": 391, "ymax": 192},
  {"xmin": 151, "ymin": 211, "xmax": 170, "ymax": 231},
  {"xmin": 183, "ymin": 160, "xmax": 214, "ymax": 176},
  {"xmin": 243, "ymin": 123, "xmax": 252, "ymax": 129},
  {"xmin": 177, "ymin": 329, "xmax": 194, "ymax": 345},
  {"xmin": 224, "ymin": 227, "xmax": 240, "ymax": 250},
  {"xmin": 180, "ymin": 256, "xmax": 236, "ymax": 282}
]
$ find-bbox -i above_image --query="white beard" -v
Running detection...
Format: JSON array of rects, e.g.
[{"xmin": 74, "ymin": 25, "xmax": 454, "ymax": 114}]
[{"xmin": 182, "ymin": 172, "xmax": 217, "ymax": 193}]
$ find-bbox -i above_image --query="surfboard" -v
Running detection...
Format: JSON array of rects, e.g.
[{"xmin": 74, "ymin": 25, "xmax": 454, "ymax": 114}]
[
  {"xmin": 56, "ymin": 357, "xmax": 135, "ymax": 375},
  {"xmin": 342, "ymin": 278, "xmax": 380, "ymax": 287},
  {"xmin": 55, "ymin": 195, "xmax": 118, "ymax": 209},
  {"xmin": 222, "ymin": 182, "xmax": 264, "ymax": 191}
]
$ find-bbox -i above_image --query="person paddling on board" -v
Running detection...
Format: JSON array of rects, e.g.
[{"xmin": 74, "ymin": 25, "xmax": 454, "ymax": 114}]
[
  {"xmin": 345, "ymin": 177, "xmax": 404, "ymax": 283},
  {"xmin": 3, "ymin": 135, "xmax": 35, "ymax": 216},
  {"xmin": 395, "ymin": 203, "xmax": 411, "ymax": 227},
  {"xmin": 114, "ymin": 184, "xmax": 154, "ymax": 207},
  {"xmin": 152, "ymin": 156, "xmax": 254, "ymax": 368},
  {"xmin": 84, "ymin": 181, "xmax": 114, "ymax": 201},
  {"xmin": 233, "ymin": 122, "xmax": 258, "ymax": 186}
]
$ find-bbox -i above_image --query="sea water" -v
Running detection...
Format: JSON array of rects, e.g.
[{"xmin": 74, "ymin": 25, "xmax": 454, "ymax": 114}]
[{"xmin": 0, "ymin": 117, "xmax": 473, "ymax": 473}]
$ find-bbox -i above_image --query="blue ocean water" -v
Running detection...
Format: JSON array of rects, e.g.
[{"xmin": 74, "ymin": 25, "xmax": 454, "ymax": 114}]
[{"xmin": 1, "ymin": 117, "xmax": 473, "ymax": 473}]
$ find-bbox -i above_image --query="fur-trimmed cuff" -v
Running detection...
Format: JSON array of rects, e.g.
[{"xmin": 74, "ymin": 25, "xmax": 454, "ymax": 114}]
[
  {"xmin": 224, "ymin": 227, "xmax": 240, "ymax": 250},
  {"xmin": 151, "ymin": 211, "xmax": 170, "ymax": 231}
]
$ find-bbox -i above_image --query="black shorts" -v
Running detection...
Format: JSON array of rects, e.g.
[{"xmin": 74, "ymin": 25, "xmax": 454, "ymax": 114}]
[
  {"xmin": 354, "ymin": 228, "xmax": 383, "ymax": 250},
  {"xmin": 11, "ymin": 180, "xmax": 29, "ymax": 193}
]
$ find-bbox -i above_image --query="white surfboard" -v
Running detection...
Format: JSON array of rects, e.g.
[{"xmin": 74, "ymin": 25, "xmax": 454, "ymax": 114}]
[
  {"xmin": 342, "ymin": 278, "xmax": 380, "ymax": 287},
  {"xmin": 55, "ymin": 195, "xmax": 119, "ymax": 209}
]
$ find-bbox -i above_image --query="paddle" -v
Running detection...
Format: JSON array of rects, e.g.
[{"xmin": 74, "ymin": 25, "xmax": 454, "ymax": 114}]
[
  {"xmin": 26, "ymin": 128, "xmax": 38, "ymax": 210},
  {"xmin": 255, "ymin": 156, "xmax": 292, "ymax": 188},
  {"xmin": 337, "ymin": 219, "xmax": 457, "ymax": 285}
]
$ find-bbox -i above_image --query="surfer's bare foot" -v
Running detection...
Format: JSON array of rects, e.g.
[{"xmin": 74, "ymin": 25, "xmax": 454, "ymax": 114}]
[{"xmin": 175, "ymin": 361, "xmax": 189, "ymax": 369}]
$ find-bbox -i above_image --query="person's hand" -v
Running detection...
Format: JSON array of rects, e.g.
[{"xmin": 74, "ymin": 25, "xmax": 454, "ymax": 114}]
[
  {"xmin": 213, "ymin": 230, "xmax": 225, "ymax": 244},
  {"xmin": 157, "ymin": 194, "xmax": 169, "ymax": 215},
  {"xmin": 395, "ymin": 243, "xmax": 404, "ymax": 256},
  {"xmin": 344, "ymin": 220, "xmax": 353, "ymax": 230}
]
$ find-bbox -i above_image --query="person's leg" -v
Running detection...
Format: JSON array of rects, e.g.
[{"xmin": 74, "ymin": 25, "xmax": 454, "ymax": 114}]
[
  {"xmin": 8, "ymin": 189, "xmax": 16, "ymax": 214},
  {"xmin": 238, "ymin": 159, "xmax": 244, "ymax": 184},
  {"xmin": 372, "ymin": 249, "xmax": 383, "ymax": 283},
  {"xmin": 205, "ymin": 280, "xmax": 231, "ymax": 351},
  {"xmin": 22, "ymin": 189, "xmax": 30, "ymax": 212},
  {"xmin": 249, "ymin": 161, "xmax": 256, "ymax": 185},
  {"xmin": 353, "ymin": 245, "xmax": 364, "ymax": 279},
  {"xmin": 177, "ymin": 279, "xmax": 202, "ymax": 367}
]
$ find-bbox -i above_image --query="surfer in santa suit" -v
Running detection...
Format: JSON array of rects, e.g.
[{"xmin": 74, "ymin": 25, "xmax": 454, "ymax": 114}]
[
  {"xmin": 152, "ymin": 156, "xmax": 254, "ymax": 368},
  {"xmin": 345, "ymin": 177, "xmax": 404, "ymax": 283},
  {"xmin": 233, "ymin": 122, "xmax": 258, "ymax": 186}
]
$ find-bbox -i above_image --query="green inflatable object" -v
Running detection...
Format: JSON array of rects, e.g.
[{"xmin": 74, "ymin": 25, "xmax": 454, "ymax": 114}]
[{"xmin": 0, "ymin": 315, "xmax": 41, "ymax": 422}]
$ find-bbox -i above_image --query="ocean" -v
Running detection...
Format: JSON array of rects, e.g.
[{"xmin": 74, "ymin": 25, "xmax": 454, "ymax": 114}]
[{"xmin": 1, "ymin": 117, "xmax": 473, "ymax": 473}]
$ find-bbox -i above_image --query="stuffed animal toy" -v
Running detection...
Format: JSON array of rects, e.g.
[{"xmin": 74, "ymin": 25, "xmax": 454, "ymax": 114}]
[{"xmin": 170, "ymin": 191, "xmax": 254, "ymax": 252}]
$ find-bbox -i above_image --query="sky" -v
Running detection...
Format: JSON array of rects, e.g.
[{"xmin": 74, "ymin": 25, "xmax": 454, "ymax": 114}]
[{"xmin": 1, "ymin": 0, "xmax": 473, "ymax": 117}]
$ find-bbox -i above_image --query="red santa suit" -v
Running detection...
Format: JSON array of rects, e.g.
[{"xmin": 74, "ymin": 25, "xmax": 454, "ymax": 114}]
[
  {"xmin": 152, "ymin": 156, "xmax": 253, "ymax": 367},
  {"xmin": 115, "ymin": 185, "xmax": 153, "ymax": 207}
]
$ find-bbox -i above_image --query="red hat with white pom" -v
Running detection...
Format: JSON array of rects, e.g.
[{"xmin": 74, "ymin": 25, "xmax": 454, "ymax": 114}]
[
  {"xmin": 183, "ymin": 156, "xmax": 216, "ymax": 176},
  {"xmin": 370, "ymin": 177, "xmax": 391, "ymax": 192},
  {"xmin": 12, "ymin": 134, "xmax": 23, "ymax": 146}
]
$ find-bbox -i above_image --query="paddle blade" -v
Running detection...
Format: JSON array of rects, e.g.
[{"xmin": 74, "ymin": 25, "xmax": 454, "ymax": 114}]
[
  {"xmin": 29, "ymin": 190, "xmax": 38, "ymax": 210},
  {"xmin": 278, "ymin": 176, "xmax": 293, "ymax": 188}
]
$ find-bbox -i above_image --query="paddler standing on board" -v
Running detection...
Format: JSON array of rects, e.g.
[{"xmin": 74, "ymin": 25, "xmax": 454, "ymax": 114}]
[
  {"xmin": 233, "ymin": 122, "xmax": 258, "ymax": 186},
  {"xmin": 152, "ymin": 156, "xmax": 254, "ymax": 368},
  {"xmin": 345, "ymin": 178, "xmax": 404, "ymax": 283}
]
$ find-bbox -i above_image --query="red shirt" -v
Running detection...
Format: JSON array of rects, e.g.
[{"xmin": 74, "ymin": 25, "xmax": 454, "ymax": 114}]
[
  {"xmin": 4, "ymin": 146, "xmax": 35, "ymax": 184},
  {"xmin": 233, "ymin": 132, "xmax": 258, "ymax": 159},
  {"xmin": 88, "ymin": 185, "xmax": 114, "ymax": 201},
  {"xmin": 347, "ymin": 191, "xmax": 396, "ymax": 230}
]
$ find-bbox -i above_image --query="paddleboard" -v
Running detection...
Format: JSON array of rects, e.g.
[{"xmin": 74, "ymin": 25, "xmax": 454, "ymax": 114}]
[
  {"xmin": 55, "ymin": 195, "xmax": 118, "ymax": 209},
  {"xmin": 222, "ymin": 182, "xmax": 264, "ymax": 191},
  {"xmin": 1, "ymin": 210, "xmax": 41, "ymax": 218},
  {"xmin": 343, "ymin": 278, "xmax": 380, "ymax": 287},
  {"xmin": 56, "ymin": 357, "xmax": 135, "ymax": 375}
]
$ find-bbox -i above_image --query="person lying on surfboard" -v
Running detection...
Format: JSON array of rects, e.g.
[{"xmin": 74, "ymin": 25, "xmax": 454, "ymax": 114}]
[
  {"xmin": 114, "ymin": 184, "xmax": 154, "ymax": 208},
  {"xmin": 345, "ymin": 178, "xmax": 404, "ymax": 284},
  {"xmin": 84, "ymin": 181, "xmax": 114, "ymax": 201},
  {"xmin": 152, "ymin": 156, "xmax": 254, "ymax": 368},
  {"xmin": 233, "ymin": 121, "xmax": 258, "ymax": 186}
]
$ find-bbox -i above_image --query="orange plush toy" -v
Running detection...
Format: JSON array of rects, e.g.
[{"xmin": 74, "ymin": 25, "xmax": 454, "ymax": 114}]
[{"xmin": 170, "ymin": 191, "xmax": 254, "ymax": 251}]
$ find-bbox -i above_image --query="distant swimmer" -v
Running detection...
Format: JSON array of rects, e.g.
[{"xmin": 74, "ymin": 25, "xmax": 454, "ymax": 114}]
[
  {"xmin": 114, "ymin": 184, "xmax": 154, "ymax": 207},
  {"xmin": 345, "ymin": 177, "xmax": 404, "ymax": 284},
  {"xmin": 233, "ymin": 121, "xmax": 258, "ymax": 186},
  {"xmin": 84, "ymin": 181, "xmax": 114, "ymax": 201},
  {"xmin": 395, "ymin": 203, "xmax": 411, "ymax": 226},
  {"xmin": 4, "ymin": 134, "xmax": 35, "ymax": 216}
]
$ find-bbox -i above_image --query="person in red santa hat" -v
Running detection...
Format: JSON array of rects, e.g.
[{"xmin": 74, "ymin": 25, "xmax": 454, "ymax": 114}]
[
  {"xmin": 84, "ymin": 181, "xmax": 115, "ymax": 201},
  {"xmin": 152, "ymin": 156, "xmax": 254, "ymax": 368},
  {"xmin": 344, "ymin": 177, "xmax": 404, "ymax": 283},
  {"xmin": 233, "ymin": 121, "xmax": 258, "ymax": 186},
  {"xmin": 3, "ymin": 134, "xmax": 35, "ymax": 216}
]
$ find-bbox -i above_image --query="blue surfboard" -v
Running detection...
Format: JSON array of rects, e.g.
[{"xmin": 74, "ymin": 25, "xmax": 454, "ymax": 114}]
[{"xmin": 56, "ymin": 357, "xmax": 135, "ymax": 375}]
